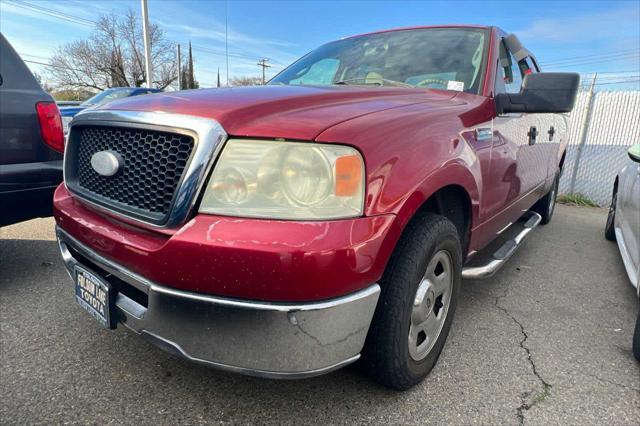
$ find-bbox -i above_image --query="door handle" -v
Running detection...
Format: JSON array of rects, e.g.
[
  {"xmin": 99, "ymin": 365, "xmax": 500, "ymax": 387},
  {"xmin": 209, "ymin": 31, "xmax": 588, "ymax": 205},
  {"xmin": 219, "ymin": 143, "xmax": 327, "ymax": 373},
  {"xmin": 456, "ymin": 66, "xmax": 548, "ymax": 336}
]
[
  {"xmin": 548, "ymin": 126, "xmax": 555, "ymax": 141},
  {"xmin": 527, "ymin": 126, "xmax": 538, "ymax": 145}
]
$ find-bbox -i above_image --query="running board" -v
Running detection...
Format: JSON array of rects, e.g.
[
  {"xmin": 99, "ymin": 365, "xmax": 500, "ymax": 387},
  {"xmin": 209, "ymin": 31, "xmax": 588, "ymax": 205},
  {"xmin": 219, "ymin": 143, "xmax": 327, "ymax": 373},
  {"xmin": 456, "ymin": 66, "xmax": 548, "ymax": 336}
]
[{"xmin": 462, "ymin": 211, "xmax": 542, "ymax": 280}]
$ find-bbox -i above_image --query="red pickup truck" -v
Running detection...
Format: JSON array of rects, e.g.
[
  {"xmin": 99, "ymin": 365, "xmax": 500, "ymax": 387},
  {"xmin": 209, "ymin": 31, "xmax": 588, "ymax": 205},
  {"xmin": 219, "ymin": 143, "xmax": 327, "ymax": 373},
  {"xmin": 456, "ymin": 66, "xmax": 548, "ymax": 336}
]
[{"xmin": 54, "ymin": 25, "xmax": 578, "ymax": 389}]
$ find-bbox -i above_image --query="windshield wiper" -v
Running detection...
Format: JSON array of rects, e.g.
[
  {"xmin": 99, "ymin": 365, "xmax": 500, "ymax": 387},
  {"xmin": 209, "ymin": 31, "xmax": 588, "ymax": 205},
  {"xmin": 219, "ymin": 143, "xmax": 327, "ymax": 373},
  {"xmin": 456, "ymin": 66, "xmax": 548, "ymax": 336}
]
[
  {"xmin": 334, "ymin": 77, "xmax": 414, "ymax": 88},
  {"xmin": 334, "ymin": 78, "xmax": 381, "ymax": 86}
]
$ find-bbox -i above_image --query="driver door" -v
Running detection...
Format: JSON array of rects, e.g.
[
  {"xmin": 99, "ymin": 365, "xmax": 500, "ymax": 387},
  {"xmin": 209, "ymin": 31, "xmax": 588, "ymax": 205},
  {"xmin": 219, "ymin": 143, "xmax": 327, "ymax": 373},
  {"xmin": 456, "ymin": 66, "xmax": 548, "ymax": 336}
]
[{"xmin": 490, "ymin": 40, "xmax": 546, "ymax": 218}]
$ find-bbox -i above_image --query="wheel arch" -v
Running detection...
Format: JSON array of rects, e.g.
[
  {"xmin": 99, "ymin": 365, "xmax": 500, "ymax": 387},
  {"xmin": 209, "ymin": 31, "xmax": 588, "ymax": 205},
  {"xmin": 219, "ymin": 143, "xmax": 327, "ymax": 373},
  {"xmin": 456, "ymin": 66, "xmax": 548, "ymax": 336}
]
[
  {"xmin": 412, "ymin": 184, "xmax": 473, "ymax": 254},
  {"xmin": 374, "ymin": 164, "xmax": 480, "ymax": 278},
  {"xmin": 394, "ymin": 164, "xmax": 479, "ymax": 244}
]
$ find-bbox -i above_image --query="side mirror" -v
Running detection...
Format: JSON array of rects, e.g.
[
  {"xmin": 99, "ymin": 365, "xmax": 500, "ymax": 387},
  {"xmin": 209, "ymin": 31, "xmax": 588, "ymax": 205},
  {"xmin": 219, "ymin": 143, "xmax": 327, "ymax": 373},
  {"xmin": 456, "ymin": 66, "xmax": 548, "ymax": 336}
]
[
  {"xmin": 628, "ymin": 145, "xmax": 640, "ymax": 163},
  {"xmin": 496, "ymin": 72, "xmax": 580, "ymax": 114}
]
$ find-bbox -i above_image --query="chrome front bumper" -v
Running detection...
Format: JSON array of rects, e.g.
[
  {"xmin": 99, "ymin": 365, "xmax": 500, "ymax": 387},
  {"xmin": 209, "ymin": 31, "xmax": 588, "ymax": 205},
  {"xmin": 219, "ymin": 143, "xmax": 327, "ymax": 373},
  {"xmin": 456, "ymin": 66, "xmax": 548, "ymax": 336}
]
[{"xmin": 56, "ymin": 227, "xmax": 380, "ymax": 378}]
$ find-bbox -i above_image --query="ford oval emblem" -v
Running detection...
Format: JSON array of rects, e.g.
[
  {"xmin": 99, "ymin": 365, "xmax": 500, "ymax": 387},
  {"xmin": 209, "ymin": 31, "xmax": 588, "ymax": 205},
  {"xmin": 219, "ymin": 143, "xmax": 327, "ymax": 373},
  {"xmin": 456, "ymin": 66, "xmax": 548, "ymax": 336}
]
[{"xmin": 91, "ymin": 151, "xmax": 122, "ymax": 177}]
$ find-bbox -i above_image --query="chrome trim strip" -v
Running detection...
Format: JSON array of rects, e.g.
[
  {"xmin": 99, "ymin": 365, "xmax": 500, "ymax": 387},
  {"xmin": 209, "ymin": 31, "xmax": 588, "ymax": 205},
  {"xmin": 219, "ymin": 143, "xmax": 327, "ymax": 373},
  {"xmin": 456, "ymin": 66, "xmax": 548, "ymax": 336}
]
[
  {"xmin": 148, "ymin": 280, "xmax": 380, "ymax": 312},
  {"xmin": 65, "ymin": 110, "xmax": 227, "ymax": 229},
  {"xmin": 475, "ymin": 127, "xmax": 493, "ymax": 141},
  {"xmin": 496, "ymin": 222, "xmax": 513, "ymax": 235},
  {"xmin": 462, "ymin": 211, "xmax": 542, "ymax": 280}
]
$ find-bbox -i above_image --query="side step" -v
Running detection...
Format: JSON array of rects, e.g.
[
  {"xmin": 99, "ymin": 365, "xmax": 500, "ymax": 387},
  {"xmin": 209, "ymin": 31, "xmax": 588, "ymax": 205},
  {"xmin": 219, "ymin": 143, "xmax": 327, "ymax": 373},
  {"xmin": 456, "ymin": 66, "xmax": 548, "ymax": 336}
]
[{"xmin": 462, "ymin": 211, "xmax": 542, "ymax": 280}]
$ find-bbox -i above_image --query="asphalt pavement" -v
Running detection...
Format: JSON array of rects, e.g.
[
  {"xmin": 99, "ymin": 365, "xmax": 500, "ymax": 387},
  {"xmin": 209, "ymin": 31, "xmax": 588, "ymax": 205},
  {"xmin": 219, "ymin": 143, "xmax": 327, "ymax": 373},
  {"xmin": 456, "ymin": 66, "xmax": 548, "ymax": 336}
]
[{"xmin": 1, "ymin": 205, "xmax": 638, "ymax": 425}]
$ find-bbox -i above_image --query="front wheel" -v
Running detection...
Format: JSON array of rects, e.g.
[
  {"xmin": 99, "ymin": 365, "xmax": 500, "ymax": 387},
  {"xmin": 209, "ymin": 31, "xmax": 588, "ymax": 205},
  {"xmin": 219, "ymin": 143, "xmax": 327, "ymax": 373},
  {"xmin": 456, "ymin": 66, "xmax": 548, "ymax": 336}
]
[{"xmin": 360, "ymin": 212, "xmax": 462, "ymax": 390}]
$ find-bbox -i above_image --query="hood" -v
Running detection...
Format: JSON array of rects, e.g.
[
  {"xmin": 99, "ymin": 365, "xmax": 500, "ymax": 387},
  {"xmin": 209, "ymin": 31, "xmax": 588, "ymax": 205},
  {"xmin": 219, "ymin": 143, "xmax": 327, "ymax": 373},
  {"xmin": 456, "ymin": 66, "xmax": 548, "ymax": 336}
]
[{"xmin": 96, "ymin": 85, "xmax": 461, "ymax": 140}]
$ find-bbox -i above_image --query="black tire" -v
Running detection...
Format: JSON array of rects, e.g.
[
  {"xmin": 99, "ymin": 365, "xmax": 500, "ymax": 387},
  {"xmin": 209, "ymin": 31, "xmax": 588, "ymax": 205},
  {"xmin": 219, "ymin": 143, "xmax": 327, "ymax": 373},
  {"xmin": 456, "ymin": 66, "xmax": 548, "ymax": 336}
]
[
  {"xmin": 604, "ymin": 186, "xmax": 617, "ymax": 241},
  {"xmin": 633, "ymin": 310, "xmax": 640, "ymax": 362},
  {"xmin": 360, "ymin": 212, "xmax": 462, "ymax": 390},
  {"xmin": 533, "ymin": 174, "xmax": 559, "ymax": 225}
]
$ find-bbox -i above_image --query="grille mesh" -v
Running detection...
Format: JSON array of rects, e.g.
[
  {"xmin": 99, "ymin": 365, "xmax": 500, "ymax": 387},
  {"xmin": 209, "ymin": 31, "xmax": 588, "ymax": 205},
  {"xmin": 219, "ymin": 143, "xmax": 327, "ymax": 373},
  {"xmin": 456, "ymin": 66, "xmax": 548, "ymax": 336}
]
[{"xmin": 76, "ymin": 126, "xmax": 194, "ymax": 217}]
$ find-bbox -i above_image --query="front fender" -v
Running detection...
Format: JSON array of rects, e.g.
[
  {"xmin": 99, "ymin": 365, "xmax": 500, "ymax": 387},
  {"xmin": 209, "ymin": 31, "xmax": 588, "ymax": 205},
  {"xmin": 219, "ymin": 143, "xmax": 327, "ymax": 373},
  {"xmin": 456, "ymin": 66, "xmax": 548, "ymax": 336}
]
[
  {"xmin": 394, "ymin": 161, "xmax": 480, "ymax": 233},
  {"xmin": 366, "ymin": 153, "xmax": 482, "ymax": 280}
]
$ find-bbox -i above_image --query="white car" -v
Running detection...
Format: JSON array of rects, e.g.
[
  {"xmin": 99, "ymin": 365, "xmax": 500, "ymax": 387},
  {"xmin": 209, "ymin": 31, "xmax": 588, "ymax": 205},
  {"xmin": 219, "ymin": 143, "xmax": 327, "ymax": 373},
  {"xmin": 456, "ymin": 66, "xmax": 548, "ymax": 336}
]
[{"xmin": 605, "ymin": 144, "xmax": 640, "ymax": 361}]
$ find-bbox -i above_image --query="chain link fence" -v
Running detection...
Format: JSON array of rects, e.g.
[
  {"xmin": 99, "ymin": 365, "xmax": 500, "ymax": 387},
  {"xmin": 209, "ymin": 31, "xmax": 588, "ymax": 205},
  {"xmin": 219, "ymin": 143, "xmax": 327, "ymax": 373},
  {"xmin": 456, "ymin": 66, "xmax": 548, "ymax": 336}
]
[{"xmin": 558, "ymin": 86, "xmax": 640, "ymax": 206}]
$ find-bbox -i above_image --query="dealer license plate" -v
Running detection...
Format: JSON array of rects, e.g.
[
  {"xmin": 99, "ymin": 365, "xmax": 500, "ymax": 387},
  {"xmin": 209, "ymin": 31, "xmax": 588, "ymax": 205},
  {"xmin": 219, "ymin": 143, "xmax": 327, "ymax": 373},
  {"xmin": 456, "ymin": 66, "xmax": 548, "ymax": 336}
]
[{"xmin": 75, "ymin": 266, "xmax": 113, "ymax": 328}]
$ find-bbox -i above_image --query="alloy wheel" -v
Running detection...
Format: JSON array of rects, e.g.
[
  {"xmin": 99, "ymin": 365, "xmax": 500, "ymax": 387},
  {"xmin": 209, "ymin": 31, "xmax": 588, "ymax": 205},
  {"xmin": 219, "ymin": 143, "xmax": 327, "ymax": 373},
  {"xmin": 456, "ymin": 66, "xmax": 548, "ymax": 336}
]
[{"xmin": 408, "ymin": 250, "xmax": 453, "ymax": 361}]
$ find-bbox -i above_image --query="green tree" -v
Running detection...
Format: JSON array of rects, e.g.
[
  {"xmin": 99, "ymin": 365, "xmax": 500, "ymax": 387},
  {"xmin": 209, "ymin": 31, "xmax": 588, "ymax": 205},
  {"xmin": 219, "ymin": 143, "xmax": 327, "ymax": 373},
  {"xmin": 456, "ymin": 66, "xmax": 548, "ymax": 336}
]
[
  {"xmin": 180, "ymin": 41, "xmax": 199, "ymax": 89},
  {"xmin": 51, "ymin": 89, "xmax": 94, "ymax": 102},
  {"xmin": 230, "ymin": 76, "xmax": 263, "ymax": 86}
]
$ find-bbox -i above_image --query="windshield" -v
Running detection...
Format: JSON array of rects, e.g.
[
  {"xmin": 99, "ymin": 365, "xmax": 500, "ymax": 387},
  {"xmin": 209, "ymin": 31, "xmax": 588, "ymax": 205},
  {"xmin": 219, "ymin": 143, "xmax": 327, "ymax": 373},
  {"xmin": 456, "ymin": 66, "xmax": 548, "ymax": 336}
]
[
  {"xmin": 270, "ymin": 28, "xmax": 489, "ymax": 94},
  {"xmin": 82, "ymin": 88, "xmax": 136, "ymax": 106}
]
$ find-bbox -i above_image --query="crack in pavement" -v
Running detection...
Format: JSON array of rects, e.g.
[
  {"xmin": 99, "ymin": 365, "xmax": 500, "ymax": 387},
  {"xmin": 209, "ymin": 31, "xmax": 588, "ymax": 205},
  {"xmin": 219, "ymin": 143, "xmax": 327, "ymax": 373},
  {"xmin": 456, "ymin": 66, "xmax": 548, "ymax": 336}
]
[
  {"xmin": 494, "ymin": 287, "xmax": 552, "ymax": 425},
  {"xmin": 584, "ymin": 372, "xmax": 640, "ymax": 393}
]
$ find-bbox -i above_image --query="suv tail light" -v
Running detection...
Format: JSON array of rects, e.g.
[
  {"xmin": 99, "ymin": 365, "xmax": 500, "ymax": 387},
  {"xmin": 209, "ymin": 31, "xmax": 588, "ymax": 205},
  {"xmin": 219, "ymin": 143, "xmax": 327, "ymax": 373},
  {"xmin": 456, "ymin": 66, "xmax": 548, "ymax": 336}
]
[{"xmin": 36, "ymin": 102, "xmax": 64, "ymax": 153}]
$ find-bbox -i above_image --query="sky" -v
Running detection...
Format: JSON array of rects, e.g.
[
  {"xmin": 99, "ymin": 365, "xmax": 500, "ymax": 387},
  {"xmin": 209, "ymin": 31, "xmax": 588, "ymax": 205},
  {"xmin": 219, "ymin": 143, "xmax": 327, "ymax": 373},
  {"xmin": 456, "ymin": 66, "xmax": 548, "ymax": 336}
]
[{"xmin": 1, "ymin": 0, "xmax": 639, "ymax": 90}]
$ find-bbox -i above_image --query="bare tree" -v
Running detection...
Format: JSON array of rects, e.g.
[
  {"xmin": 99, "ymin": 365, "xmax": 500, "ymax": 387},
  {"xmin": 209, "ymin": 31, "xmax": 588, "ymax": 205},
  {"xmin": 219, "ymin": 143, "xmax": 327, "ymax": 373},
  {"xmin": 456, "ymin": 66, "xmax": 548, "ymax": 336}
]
[
  {"xmin": 230, "ymin": 76, "xmax": 263, "ymax": 87},
  {"xmin": 33, "ymin": 72, "xmax": 54, "ymax": 93},
  {"xmin": 48, "ymin": 9, "xmax": 176, "ymax": 90}
]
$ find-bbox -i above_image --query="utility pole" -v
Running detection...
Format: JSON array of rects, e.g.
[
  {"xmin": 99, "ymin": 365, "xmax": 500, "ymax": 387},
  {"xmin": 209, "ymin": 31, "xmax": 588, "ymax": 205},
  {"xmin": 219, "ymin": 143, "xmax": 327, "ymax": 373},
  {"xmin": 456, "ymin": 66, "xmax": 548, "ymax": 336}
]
[
  {"xmin": 225, "ymin": 0, "xmax": 229, "ymax": 86},
  {"xmin": 176, "ymin": 43, "xmax": 182, "ymax": 89},
  {"xmin": 569, "ymin": 73, "xmax": 597, "ymax": 193},
  {"xmin": 257, "ymin": 58, "xmax": 271, "ymax": 85},
  {"xmin": 141, "ymin": 0, "xmax": 153, "ymax": 88}
]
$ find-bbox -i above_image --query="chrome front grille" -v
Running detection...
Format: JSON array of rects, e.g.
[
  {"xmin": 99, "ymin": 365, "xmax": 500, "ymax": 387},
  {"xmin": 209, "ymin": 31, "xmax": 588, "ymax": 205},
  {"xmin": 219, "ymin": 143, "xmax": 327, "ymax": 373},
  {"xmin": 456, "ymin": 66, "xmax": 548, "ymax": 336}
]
[
  {"xmin": 64, "ymin": 110, "xmax": 227, "ymax": 228},
  {"xmin": 74, "ymin": 126, "xmax": 194, "ymax": 218}
]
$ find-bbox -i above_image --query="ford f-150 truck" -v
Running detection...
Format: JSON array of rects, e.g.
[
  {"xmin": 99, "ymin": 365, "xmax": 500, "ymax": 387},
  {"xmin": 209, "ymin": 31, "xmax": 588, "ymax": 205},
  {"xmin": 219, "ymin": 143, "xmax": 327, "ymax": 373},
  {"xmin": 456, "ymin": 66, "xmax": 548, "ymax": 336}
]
[{"xmin": 54, "ymin": 25, "xmax": 578, "ymax": 390}]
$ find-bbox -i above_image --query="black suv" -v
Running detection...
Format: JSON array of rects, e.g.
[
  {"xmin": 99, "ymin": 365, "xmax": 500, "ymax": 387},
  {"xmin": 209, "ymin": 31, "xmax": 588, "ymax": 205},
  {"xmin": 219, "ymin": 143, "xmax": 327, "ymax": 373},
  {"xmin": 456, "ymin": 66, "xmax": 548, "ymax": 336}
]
[{"xmin": 0, "ymin": 33, "xmax": 64, "ymax": 227}]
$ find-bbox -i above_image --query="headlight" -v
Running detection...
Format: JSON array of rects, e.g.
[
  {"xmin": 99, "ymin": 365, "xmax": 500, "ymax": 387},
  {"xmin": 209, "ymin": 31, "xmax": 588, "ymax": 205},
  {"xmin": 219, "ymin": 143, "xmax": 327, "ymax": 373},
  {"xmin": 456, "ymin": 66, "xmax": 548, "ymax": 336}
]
[{"xmin": 199, "ymin": 139, "xmax": 365, "ymax": 220}]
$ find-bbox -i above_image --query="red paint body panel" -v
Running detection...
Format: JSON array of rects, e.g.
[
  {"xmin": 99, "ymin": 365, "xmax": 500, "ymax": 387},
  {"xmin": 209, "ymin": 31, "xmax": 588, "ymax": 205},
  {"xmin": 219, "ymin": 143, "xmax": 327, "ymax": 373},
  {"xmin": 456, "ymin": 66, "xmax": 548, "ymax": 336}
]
[
  {"xmin": 54, "ymin": 185, "xmax": 396, "ymax": 301},
  {"xmin": 98, "ymin": 85, "xmax": 455, "ymax": 141},
  {"xmin": 316, "ymin": 91, "xmax": 496, "ymax": 252},
  {"xmin": 55, "ymin": 25, "xmax": 567, "ymax": 301}
]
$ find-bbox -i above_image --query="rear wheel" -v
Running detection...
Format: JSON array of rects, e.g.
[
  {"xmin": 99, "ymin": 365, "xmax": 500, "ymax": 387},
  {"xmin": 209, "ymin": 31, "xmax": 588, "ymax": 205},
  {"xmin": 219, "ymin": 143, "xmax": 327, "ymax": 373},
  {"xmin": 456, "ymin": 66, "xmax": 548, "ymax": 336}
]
[
  {"xmin": 605, "ymin": 186, "xmax": 617, "ymax": 241},
  {"xmin": 360, "ymin": 212, "xmax": 461, "ymax": 390},
  {"xmin": 533, "ymin": 174, "xmax": 559, "ymax": 225}
]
